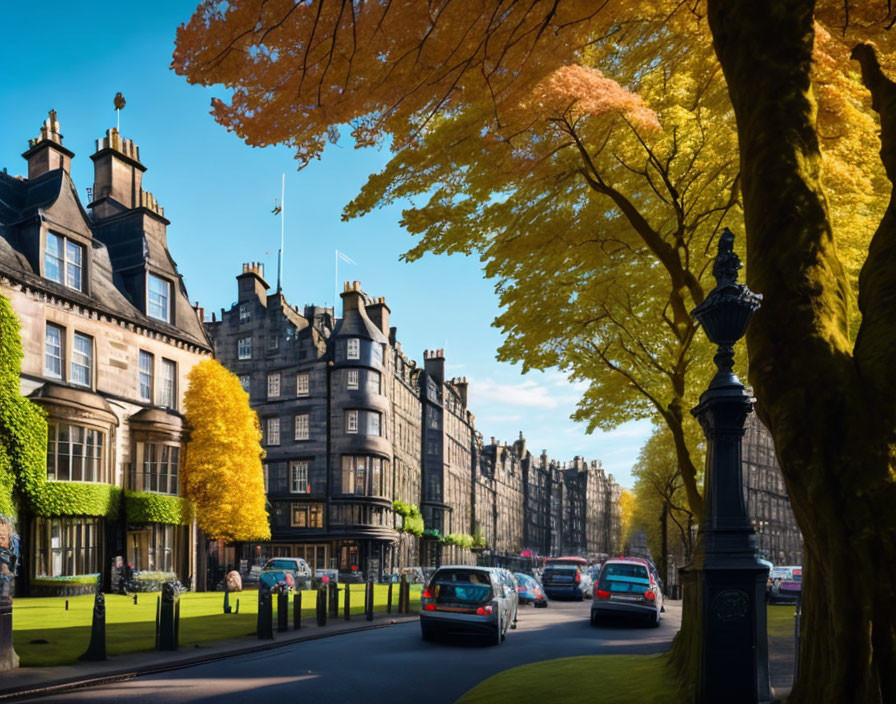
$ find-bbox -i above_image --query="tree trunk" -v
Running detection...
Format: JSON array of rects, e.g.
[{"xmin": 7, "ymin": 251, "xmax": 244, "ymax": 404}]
[
  {"xmin": 660, "ymin": 500, "xmax": 669, "ymax": 591},
  {"xmin": 706, "ymin": 1, "xmax": 896, "ymax": 701}
]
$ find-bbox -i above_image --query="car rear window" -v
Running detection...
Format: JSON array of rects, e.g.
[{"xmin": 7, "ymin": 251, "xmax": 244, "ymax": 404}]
[
  {"xmin": 545, "ymin": 567, "xmax": 577, "ymax": 578},
  {"xmin": 265, "ymin": 559, "xmax": 297, "ymax": 570},
  {"xmin": 431, "ymin": 570, "xmax": 493, "ymax": 604},
  {"xmin": 599, "ymin": 563, "xmax": 650, "ymax": 593}
]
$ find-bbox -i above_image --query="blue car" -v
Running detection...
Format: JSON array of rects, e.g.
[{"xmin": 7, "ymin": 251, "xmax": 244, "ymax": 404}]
[{"xmin": 541, "ymin": 564, "xmax": 584, "ymax": 601}]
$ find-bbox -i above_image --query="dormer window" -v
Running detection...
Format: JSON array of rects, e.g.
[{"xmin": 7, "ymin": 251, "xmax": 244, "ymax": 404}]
[
  {"xmin": 347, "ymin": 338, "xmax": 360, "ymax": 360},
  {"xmin": 147, "ymin": 274, "xmax": 171, "ymax": 323},
  {"xmin": 45, "ymin": 232, "xmax": 84, "ymax": 291}
]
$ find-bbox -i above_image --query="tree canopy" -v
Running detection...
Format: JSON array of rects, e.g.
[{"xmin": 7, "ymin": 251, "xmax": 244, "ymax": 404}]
[{"xmin": 182, "ymin": 359, "xmax": 270, "ymax": 542}]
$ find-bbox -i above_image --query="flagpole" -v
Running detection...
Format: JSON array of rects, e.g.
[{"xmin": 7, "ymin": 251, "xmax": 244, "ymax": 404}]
[
  {"xmin": 334, "ymin": 249, "xmax": 339, "ymax": 317},
  {"xmin": 277, "ymin": 173, "xmax": 285, "ymax": 293}
]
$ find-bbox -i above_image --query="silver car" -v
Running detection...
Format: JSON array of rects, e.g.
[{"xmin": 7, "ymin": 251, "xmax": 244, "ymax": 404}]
[
  {"xmin": 420, "ymin": 565, "xmax": 513, "ymax": 645},
  {"xmin": 492, "ymin": 568, "xmax": 519, "ymax": 628}
]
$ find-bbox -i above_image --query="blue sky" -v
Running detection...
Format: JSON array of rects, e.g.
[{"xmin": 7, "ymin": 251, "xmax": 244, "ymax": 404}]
[{"xmin": 0, "ymin": 2, "xmax": 652, "ymax": 487}]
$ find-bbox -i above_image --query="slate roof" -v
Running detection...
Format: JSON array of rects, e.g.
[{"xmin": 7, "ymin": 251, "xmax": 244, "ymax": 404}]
[{"xmin": 0, "ymin": 168, "xmax": 211, "ymax": 351}]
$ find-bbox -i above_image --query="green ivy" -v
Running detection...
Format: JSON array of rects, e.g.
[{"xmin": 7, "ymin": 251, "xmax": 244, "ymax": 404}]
[
  {"xmin": 125, "ymin": 491, "xmax": 193, "ymax": 525},
  {"xmin": 0, "ymin": 296, "xmax": 48, "ymax": 519},
  {"xmin": 30, "ymin": 482, "xmax": 121, "ymax": 518},
  {"xmin": 393, "ymin": 500, "xmax": 423, "ymax": 536},
  {"xmin": 423, "ymin": 528, "xmax": 443, "ymax": 540},
  {"xmin": 442, "ymin": 532, "xmax": 475, "ymax": 549}
]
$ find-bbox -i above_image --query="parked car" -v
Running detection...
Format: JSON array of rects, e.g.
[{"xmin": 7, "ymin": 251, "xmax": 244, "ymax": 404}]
[
  {"xmin": 420, "ymin": 565, "xmax": 513, "ymax": 645},
  {"xmin": 591, "ymin": 558, "xmax": 664, "ymax": 627},
  {"xmin": 542, "ymin": 564, "xmax": 585, "ymax": 600},
  {"xmin": 514, "ymin": 572, "xmax": 548, "ymax": 608},
  {"xmin": 769, "ymin": 566, "xmax": 802, "ymax": 603},
  {"xmin": 261, "ymin": 557, "xmax": 312, "ymax": 588},
  {"xmin": 493, "ymin": 568, "xmax": 519, "ymax": 628}
]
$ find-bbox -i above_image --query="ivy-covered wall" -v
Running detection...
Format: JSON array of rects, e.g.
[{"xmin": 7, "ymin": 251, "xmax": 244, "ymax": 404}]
[
  {"xmin": 125, "ymin": 491, "xmax": 193, "ymax": 525},
  {"xmin": 30, "ymin": 483, "xmax": 122, "ymax": 518},
  {"xmin": 0, "ymin": 295, "xmax": 48, "ymax": 519},
  {"xmin": 393, "ymin": 500, "xmax": 424, "ymax": 536}
]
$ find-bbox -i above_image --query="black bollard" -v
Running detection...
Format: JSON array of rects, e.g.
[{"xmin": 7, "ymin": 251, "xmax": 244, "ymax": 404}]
[
  {"xmin": 223, "ymin": 579, "xmax": 232, "ymax": 614},
  {"xmin": 157, "ymin": 582, "xmax": 180, "ymax": 651},
  {"xmin": 79, "ymin": 590, "xmax": 107, "ymax": 661},
  {"xmin": 155, "ymin": 595, "xmax": 161, "ymax": 649},
  {"xmin": 235, "ymin": 598, "xmax": 240, "ymax": 614},
  {"xmin": 344, "ymin": 582, "xmax": 351, "ymax": 620},
  {"xmin": 398, "ymin": 575, "xmax": 408, "ymax": 614},
  {"xmin": 65, "ymin": 599, "xmax": 69, "ymax": 611},
  {"xmin": 277, "ymin": 590, "xmax": 289, "ymax": 632},
  {"xmin": 387, "ymin": 582, "xmax": 393, "ymax": 614},
  {"xmin": 257, "ymin": 583, "xmax": 274, "ymax": 640},
  {"xmin": 328, "ymin": 581, "xmax": 339, "ymax": 618},
  {"xmin": 133, "ymin": 593, "xmax": 138, "ymax": 605},
  {"xmin": 366, "ymin": 577, "xmax": 374, "ymax": 621},
  {"xmin": 293, "ymin": 592, "xmax": 302, "ymax": 630},
  {"xmin": 316, "ymin": 585, "xmax": 327, "ymax": 626}
]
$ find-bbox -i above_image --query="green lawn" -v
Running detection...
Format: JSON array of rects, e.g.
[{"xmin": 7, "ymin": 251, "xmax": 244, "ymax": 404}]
[
  {"xmin": 458, "ymin": 654, "xmax": 678, "ymax": 704},
  {"xmin": 458, "ymin": 605, "xmax": 799, "ymax": 704},
  {"xmin": 12, "ymin": 584, "xmax": 421, "ymax": 666}
]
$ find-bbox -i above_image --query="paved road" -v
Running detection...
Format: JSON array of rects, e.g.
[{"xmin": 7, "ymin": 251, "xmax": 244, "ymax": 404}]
[{"xmin": 35, "ymin": 599, "xmax": 681, "ymax": 704}]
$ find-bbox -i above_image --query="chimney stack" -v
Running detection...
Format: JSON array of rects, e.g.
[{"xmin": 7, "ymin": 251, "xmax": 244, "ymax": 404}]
[
  {"xmin": 367, "ymin": 296, "xmax": 391, "ymax": 337},
  {"xmin": 89, "ymin": 128, "xmax": 147, "ymax": 218},
  {"xmin": 22, "ymin": 110, "xmax": 74, "ymax": 179},
  {"xmin": 341, "ymin": 280, "xmax": 367, "ymax": 314},
  {"xmin": 237, "ymin": 262, "xmax": 269, "ymax": 306},
  {"xmin": 453, "ymin": 376, "xmax": 468, "ymax": 408},
  {"xmin": 424, "ymin": 348, "xmax": 445, "ymax": 384}
]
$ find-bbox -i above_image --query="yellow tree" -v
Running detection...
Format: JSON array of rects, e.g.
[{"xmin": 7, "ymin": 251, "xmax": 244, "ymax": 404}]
[
  {"xmin": 173, "ymin": 2, "xmax": 895, "ymax": 699},
  {"xmin": 182, "ymin": 359, "xmax": 269, "ymax": 542}
]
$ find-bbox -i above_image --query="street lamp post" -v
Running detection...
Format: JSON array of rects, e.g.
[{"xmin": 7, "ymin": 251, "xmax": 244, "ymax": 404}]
[{"xmin": 684, "ymin": 229, "xmax": 770, "ymax": 703}]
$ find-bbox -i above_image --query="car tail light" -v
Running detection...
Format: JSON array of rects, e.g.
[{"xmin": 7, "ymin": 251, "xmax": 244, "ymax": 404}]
[
  {"xmin": 422, "ymin": 588, "xmax": 434, "ymax": 599},
  {"xmin": 475, "ymin": 603, "xmax": 494, "ymax": 616},
  {"xmin": 575, "ymin": 572, "xmax": 581, "ymax": 583},
  {"xmin": 424, "ymin": 603, "xmax": 436, "ymax": 611},
  {"xmin": 596, "ymin": 590, "xmax": 610, "ymax": 600},
  {"xmin": 644, "ymin": 590, "xmax": 656, "ymax": 601}
]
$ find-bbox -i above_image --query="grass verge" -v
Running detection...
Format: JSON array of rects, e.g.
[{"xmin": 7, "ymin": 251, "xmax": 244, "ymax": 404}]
[
  {"xmin": 13, "ymin": 584, "xmax": 421, "ymax": 666},
  {"xmin": 458, "ymin": 654, "xmax": 677, "ymax": 704}
]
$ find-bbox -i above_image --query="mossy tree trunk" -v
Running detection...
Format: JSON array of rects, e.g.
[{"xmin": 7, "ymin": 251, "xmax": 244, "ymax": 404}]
[{"xmin": 707, "ymin": 1, "xmax": 896, "ymax": 701}]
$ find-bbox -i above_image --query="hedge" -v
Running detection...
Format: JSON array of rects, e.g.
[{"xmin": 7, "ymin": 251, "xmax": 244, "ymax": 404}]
[
  {"xmin": 393, "ymin": 500, "xmax": 424, "ymax": 536},
  {"xmin": 423, "ymin": 528, "xmax": 443, "ymax": 540},
  {"xmin": 0, "ymin": 296, "xmax": 48, "ymax": 519},
  {"xmin": 32, "ymin": 573, "xmax": 101, "ymax": 587},
  {"xmin": 29, "ymin": 482, "xmax": 121, "ymax": 518},
  {"xmin": 443, "ymin": 532, "xmax": 475, "ymax": 549},
  {"xmin": 125, "ymin": 490, "xmax": 193, "ymax": 525}
]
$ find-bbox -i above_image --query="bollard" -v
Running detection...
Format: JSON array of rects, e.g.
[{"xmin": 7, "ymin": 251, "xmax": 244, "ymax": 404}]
[
  {"xmin": 133, "ymin": 593, "xmax": 138, "ymax": 605},
  {"xmin": 328, "ymin": 581, "xmax": 339, "ymax": 618},
  {"xmin": 155, "ymin": 595, "xmax": 161, "ymax": 649},
  {"xmin": 79, "ymin": 590, "xmax": 107, "ymax": 661},
  {"xmin": 235, "ymin": 598, "xmax": 240, "ymax": 614},
  {"xmin": 175, "ymin": 596, "xmax": 181, "ymax": 645},
  {"xmin": 794, "ymin": 595, "xmax": 802, "ymax": 681},
  {"xmin": 293, "ymin": 592, "xmax": 302, "ymax": 630},
  {"xmin": 366, "ymin": 577, "xmax": 374, "ymax": 621},
  {"xmin": 277, "ymin": 591, "xmax": 289, "ymax": 632},
  {"xmin": 387, "ymin": 582, "xmax": 393, "ymax": 614},
  {"xmin": 223, "ymin": 580, "xmax": 232, "ymax": 614},
  {"xmin": 157, "ymin": 582, "xmax": 181, "ymax": 651},
  {"xmin": 257, "ymin": 583, "xmax": 274, "ymax": 640},
  {"xmin": 316, "ymin": 585, "xmax": 327, "ymax": 626},
  {"xmin": 65, "ymin": 599, "xmax": 69, "ymax": 611},
  {"xmin": 344, "ymin": 582, "xmax": 351, "ymax": 621}
]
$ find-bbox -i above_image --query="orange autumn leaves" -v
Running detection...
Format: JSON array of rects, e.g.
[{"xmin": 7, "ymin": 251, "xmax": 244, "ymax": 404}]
[{"xmin": 183, "ymin": 359, "xmax": 270, "ymax": 542}]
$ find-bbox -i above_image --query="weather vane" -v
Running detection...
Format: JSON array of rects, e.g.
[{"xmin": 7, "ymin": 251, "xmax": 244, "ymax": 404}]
[{"xmin": 114, "ymin": 92, "xmax": 126, "ymax": 131}]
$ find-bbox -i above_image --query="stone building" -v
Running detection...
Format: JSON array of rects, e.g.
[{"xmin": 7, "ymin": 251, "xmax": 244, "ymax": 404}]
[
  {"xmin": 0, "ymin": 112, "xmax": 211, "ymax": 593},
  {"xmin": 742, "ymin": 412, "xmax": 803, "ymax": 565}
]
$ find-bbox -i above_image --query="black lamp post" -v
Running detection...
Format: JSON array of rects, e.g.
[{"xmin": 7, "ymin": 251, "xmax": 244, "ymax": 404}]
[{"xmin": 685, "ymin": 228, "xmax": 771, "ymax": 703}]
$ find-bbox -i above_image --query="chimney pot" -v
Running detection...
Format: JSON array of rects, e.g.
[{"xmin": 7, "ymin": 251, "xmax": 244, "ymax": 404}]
[{"xmin": 353, "ymin": 280, "xmax": 361, "ymax": 291}]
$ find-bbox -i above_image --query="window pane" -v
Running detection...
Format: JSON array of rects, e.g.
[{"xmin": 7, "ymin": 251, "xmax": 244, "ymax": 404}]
[
  {"xmin": 160, "ymin": 360, "xmax": 176, "ymax": 408},
  {"xmin": 45, "ymin": 233, "xmax": 63, "ymax": 283},
  {"xmin": 148, "ymin": 275, "xmax": 170, "ymax": 322},
  {"xmin": 239, "ymin": 374, "xmax": 250, "ymax": 392},
  {"xmin": 341, "ymin": 456, "xmax": 354, "ymax": 494},
  {"xmin": 267, "ymin": 418, "xmax": 280, "ymax": 445},
  {"xmin": 267, "ymin": 373, "xmax": 280, "ymax": 398},
  {"xmin": 296, "ymin": 372, "xmax": 309, "ymax": 395},
  {"xmin": 45, "ymin": 324, "xmax": 63, "ymax": 378},
  {"xmin": 238, "ymin": 337, "xmax": 252, "ymax": 360},
  {"xmin": 347, "ymin": 338, "xmax": 359, "ymax": 359},
  {"xmin": 347, "ymin": 369, "xmax": 358, "ymax": 389},
  {"xmin": 346, "ymin": 410, "xmax": 358, "ymax": 434},
  {"xmin": 71, "ymin": 333, "xmax": 92, "ymax": 387},
  {"xmin": 295, "ymin": 413, "xmax": 309, "ymax": 441},
  {"xmin": 65, "ymin": 239, "xmax": 83, "ymax": 291},
  {"xmin": 139, "ymin": 351, "xmax": 153, "ymax": 401}
]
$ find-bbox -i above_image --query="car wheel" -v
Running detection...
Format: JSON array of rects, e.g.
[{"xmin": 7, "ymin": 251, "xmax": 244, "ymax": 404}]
[
  {"xmin": 493, "ymin": 617, "xmax": 503, "ymax": 646},
  {"xmin": 651, "ymin": 611, "xmax": 661, "ymax": 628},
  {"xmin": 577, "ymin": 593, "xmax": 585, "ymax": 602}
]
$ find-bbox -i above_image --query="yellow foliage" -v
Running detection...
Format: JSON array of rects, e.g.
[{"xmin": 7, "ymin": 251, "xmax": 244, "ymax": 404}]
[
  {"xmin": 618, "ymin": 488, "xmax": 637, "ymax": 546},
  {"xmin": 182, "ymin": 359, "xmax": 270, "ymax": 542}
]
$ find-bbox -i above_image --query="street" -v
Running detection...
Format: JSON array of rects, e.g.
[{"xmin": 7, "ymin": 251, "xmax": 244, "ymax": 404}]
[{"xmin": 32, "ymin": 600, "xmax": 681, "ymax": 703}]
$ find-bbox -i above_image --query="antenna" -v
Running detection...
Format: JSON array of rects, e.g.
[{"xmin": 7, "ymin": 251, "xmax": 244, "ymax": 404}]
[{"xmin": 277, "ymin": 173, "xmax": 285, "ymax": 293}]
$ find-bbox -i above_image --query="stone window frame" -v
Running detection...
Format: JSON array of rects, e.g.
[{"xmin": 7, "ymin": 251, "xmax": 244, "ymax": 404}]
[
  {"xmin": 159, "ymin": 358, "xmax": 177, "ymax": 410},
  {"xmin": 346, "ymin": 368, "xmax": 359, "ymax": 390},
  {"xmin": 70, "ymin": 331, "xmax": 93, "ymax": 388},
  {"xmin": 294, "ymin": 413, "xmax": 310, "ymax": 441},
  {"xmin": 45, "ymin": 322, "xmax": 65, "ymax": 380},
  {"xmin": 238, "ymin": 336, "xmax": 252, "ymax": 360},
  {"xmin": 239, "ymin": 303, "xmax": 251, "ymax": 324},
  {"xmin": 267, "ymin": 372, "xmax": 281, "ymax": 398},
  {"xmin": 44, "ymin": 231, "xmax": 85, "ymax": 292},
  {"xmin": 138, "ymin": 350, "xmax": 154, "ymax": 402},
  {"xmin": 239, "ymin": 374, "xmax": 251, "ymax": 392},
  {"xmin": 266, "ymin": 417, "xmax": 280, "ymax": 446},
  {"xmin": 346, "ymin": 337, "xmax": 360, "ymax": 360},
  {"xmin": 296, "ymin": 372, "xmax": 310, "ymax": 396},
  {"xmin": 290, "ymin": 460, "xmax": 310, "ymax": 494},
  {"xmin": 346, "ymin": 409, "xmax": 358, "ymax": 434},
  {"xmin": 291, "ymin": 502, "xmax": 324, "ymax": 528},
  {"xmin": 147, "ymin": 273, "xmax": 172, "ymax": 323}
]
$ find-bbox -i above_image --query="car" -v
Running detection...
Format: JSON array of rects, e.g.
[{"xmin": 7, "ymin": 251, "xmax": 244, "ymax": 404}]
[
  {"xmin": 493, "ymin": 568, "xmax": 519, "ymax": 628},
  {"xmin": 769, "ymin": 566, "xmax": 802, "ymax": 603},
  {"xmin": 312, "ymin": 568, "xmax": 339, "ymax": 588},
  {"xmin": 591, "ymin": 558, "xmax": 664, "ymax": 627},
  {"xmin": 420, "ymin": 565, "xmax": 513, "ymax": 645},
  {"xmin": 514, "ymin": 572, "xmax": 548, "ymax": 607},
  {"xmin": 261, "ymin": 557, "xmax": 312, "ymax": 588},
  {"xmin": 542, "ymin": 563, "xmax": 585, "ymax": 600}
]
